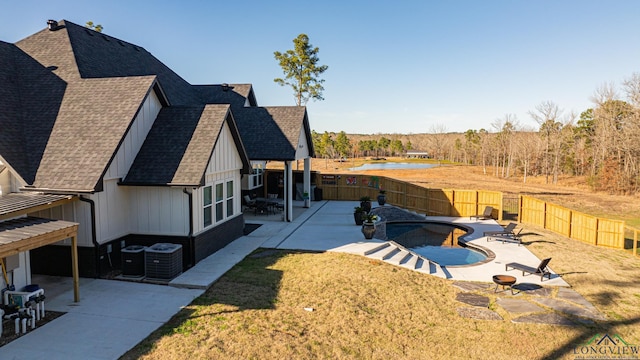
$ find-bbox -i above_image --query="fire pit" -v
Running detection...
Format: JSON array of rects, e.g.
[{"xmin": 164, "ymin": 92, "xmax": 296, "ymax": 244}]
[{"xmin": 492, "ymin": 274, "xmax": 517, "ymax": 295}]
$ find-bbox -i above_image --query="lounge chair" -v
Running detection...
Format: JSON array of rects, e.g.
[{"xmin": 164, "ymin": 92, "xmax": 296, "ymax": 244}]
[
  {"xmin": 505, "ymin": 258, "xmax": 552, "ymax": 281},
  {"xmin": 483, "ymin": 222, "xmax": 517, "ymax": 237},
  {"xmin": 471, "ymin": 206, "xmax": 494, "ymax": 220},
  {"xmin": 486, "ymin": 225, "xmax": 523, "ymax": 245}
]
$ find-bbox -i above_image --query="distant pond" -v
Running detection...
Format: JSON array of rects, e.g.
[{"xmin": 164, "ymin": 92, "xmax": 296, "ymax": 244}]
[{"xmin": 348, "ymin": 162, "xmax": 439, "ymax": 171}]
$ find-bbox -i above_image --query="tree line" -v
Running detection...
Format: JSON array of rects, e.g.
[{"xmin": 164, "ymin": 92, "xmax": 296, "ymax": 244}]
[
  {"xmin": 312, "ymin": 72, "xmax": 640, "ymax": 195},
  {"xmin": 312, "ymin": 131, "xmax": 414, "ymax": 159}
]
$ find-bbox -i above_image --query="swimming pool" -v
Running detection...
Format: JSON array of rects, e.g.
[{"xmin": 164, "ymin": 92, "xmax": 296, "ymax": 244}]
[{"xmin": 385, "ymin": 221, "xmax": 488, "ymax": 266}]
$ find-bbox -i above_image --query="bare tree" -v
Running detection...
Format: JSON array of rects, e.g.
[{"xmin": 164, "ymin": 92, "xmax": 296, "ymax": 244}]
[
  {"xmin": 514, "ymin": 128, "xmax": 540, "ymax": 183},
  {"xmin": 478, "ymin": 129, "xmax": 491, "ymax": 174},
  {"xmin": 529, "ymin": 101, "xmax": 563, "ymax": 184},
  {"xmin": 428, "ymin": 123, "xmax": 449, "ymax": 163},
  {"xmin": 492, "ymin": 114, "xmax": 519, "ymax": 178}
]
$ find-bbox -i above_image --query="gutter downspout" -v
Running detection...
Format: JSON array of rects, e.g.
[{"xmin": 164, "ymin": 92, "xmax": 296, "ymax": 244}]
[
  {"xmin": 78, "ymin": 196, "xmax": 100, "ymax": 278},
  {"xmin": 183, "ymin": 188, "xmax": 195, "ymax": 267}
]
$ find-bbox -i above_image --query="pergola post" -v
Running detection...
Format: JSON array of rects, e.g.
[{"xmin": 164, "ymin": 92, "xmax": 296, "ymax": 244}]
[
  {"xmin": 284, "ymin": 161, "xmax": 293, "ymax": 222},
  {"xmin": 303, "ymin": 157, "xmax": 311, "ymax": 208},
  {"xmin": 71, "ymin": 235, "xmax": 80, "ymax": 302}
]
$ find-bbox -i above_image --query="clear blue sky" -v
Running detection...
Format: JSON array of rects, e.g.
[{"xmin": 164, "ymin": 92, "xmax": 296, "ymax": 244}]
[{"xmin": 3, "ymin": 1, "xmax": 640, "ymax": 134}]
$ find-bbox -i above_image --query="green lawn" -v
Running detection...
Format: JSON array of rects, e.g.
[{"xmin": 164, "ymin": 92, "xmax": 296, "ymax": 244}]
[{"xmin": 121, "ymin": 225, "xmax": 640, "ymax": 360}]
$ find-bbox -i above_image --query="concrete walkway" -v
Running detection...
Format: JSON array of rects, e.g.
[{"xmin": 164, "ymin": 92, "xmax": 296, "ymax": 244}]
[{"xmin": 0, "ymin": 200, "xmax": 579, "ymax": 359}]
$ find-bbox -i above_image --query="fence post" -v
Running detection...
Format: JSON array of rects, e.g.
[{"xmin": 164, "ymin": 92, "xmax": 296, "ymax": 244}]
[
  {"xmin": 403, "ymin": 181, "xmax": 407, "ymax": 209},
  {"xmin": 498, "ymin": 192, "xmax": 503, "ymax": 221},
  {"xmin": 517, "ymin": 195, "xmax": 522, "ymax": 223},
  {"xmin": 567, "ymin": 210, "xmax": 573, "ymax": 238},
  {"xmin": 594, "ymin": 218, "xmax": 599, "ymax": 246},
  {"xmin": 450, "ymin": 190, "xmax": 455, "ymax": 216}
]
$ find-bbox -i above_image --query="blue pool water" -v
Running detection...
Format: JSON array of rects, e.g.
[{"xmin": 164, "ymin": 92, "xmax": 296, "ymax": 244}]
[
  {"xmin": 409, "ymin": 245, "xmax": 487, "ymax": 266},
  {"xmin": 349, "ymin": 162, "xmax": 438, "ymax": 171},
  {"xmin": 386, "ymin": 222, "xmax": 487, "ymax": 266}
]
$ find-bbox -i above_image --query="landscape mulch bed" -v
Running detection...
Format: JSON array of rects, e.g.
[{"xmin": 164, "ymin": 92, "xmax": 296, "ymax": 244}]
[{"xmin": 0, "ymin": 310, "xmax": 66, "ymax": 348}]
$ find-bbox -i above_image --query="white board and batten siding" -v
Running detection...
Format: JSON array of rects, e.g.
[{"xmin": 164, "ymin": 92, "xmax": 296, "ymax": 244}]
[
  {"xmin": 295, "ymin": 125, "xmax": 310, "ymax": 160},
  {"xmin": 0, "ymin": 167, "xmax": 13, "ymax": 195},
  {"xmin": 29, "ymin": 200, "xmax": 92, "ymax": 247},
  {"xmin": 127, "ymin": 186, "xmax": 189, "ymax": 236},
  {"xmin": 0, "ymin": 162, "xmax": 26, "ymax": 194},
  {"xmin": 104, "ymin": 90, "xmax": 162, "ymax": 180},
  {"xmin": 192, "ymin": 121, "xmax": 244, "ymax": 235},
  {"xmin": 90, "ymin": 89, "xmax": 186, "ymax": 244}
]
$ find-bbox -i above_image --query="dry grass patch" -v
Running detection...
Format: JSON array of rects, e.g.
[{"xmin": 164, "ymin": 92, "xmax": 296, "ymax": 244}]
[
  {"xmin": 120, "ymin": 238, "xmax": 640, "ymax": 360},
  {"xmin": 518, "ymin": 224, "xmax": 640, "ymax": 338}
]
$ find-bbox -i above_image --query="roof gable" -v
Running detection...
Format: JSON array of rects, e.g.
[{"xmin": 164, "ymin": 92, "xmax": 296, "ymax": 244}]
[
  {"xmin": 123, "ymin": 104, "xmax": 249, "ymax": 186},
  {"xmin": 15, "ymin": 22, "xmax": 81, "ymax": 82},
  {"xmin": 28, "ymin": 76, "xmax": 158, "ymax": 192},
  {"xmin": 235, "ymin": 106, "xmax": 311, "ymax": 160}
]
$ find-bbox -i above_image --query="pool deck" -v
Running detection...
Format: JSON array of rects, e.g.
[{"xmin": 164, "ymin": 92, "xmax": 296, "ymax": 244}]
[
  {"xmin": 262, "ymin": 201, "xmax": 569, "ymax": 287},
  {"xmin": 1, "ymin": 200, "xmax": 568, "ymax": 359}
]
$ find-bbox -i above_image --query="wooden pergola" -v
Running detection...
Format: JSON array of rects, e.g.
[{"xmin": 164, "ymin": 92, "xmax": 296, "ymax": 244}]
[{"xmin": 0, "ymin": 194, "xmax": 80, "ymax": 302}]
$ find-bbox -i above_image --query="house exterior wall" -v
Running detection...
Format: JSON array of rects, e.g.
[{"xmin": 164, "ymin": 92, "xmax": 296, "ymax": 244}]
[
  {"xmin": 0, "ymin": 163, "xmax": 9, "ymax": 195},
  {"xmin": 0, "ymin": 252, "xmax": 31, "ymax": 292},
  {"xmin": 77, "ymin": 89, "xmax": 181, "ymax": 244},
  {"xmin": 88, "ymin": 181, "xmax": 189, "ymax": 243},
  {"xmin": 0, "ymin": 165, "xmax": 26, "ymax": 193},
  {"xmin": 24, "ymin": 94, "xmax": 249, "ymax": 277},
  {"xmin": 29, "ymin": 199, "xmax": 91, "ymax": 246},
  {"xmin": 192, "ymin": 121, "xmax": 244, "ymax": 235},
  {"xmin": 28, "ymin": 199, "xmax": 95, "ymax": 277},
  {"xmin": 126, "ymin": 186, "xmax": 189, "ymax": 236}
]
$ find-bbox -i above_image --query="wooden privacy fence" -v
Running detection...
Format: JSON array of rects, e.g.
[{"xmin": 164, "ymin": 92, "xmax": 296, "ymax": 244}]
[
  {"xmin": 518, "ymin": 195, "xmax": 627, "ymax": 250},
  {"xmin": 315, "ymin": 173, "xmax": 503, "ymax": 220},
  {"xmin": 625, "ymin": 226, "xmax": 640, "ymax": 257},
  {"xmin": 312, "ymin": 173, "xmax": 639, "ymax": 257}
]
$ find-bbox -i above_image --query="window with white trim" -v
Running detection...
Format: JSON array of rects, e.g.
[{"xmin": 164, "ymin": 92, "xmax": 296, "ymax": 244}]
[
  {"xmin": 226, "ymin": 180, "xmax": 234, "ymax": 217},
  {"xmin": 203, "ymin": 186, "xmax": 212, "ymax": 227},
  {"xmin": 215, "ymin": 183, "xmax": 224, "ymax": 222},
  {"xmin": 203, "ymin": 178, "xmax": 236, "ymax": 228}
]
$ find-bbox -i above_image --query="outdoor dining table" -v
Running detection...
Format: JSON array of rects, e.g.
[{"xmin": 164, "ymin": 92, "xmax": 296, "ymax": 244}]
[{"xmin": 254, "ymin": 197, "xmax": 283, "ymax": 215}]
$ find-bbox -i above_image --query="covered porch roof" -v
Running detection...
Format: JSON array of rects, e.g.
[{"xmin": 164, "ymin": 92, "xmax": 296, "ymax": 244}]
[
  {"xmin": 0, "ymin": 193, "xmax": 75, "ymax": 220},
  {"xmin": 0, "ymin": 194, "xmax": 81, "ymax": 301},
  {"xmin": 0, "ymin": 217, "xmax": 78, "ymax": 258}
]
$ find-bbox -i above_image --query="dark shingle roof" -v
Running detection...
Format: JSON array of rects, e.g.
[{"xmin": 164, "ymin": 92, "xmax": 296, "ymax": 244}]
[
  {"xmin": 194, "ymin": 84, "xmax": 257, "ymax": 108},
  {"xmin": 0, "ymin": 41, "xmax": 27, "ymax": 180},
  {"xmin": 123, "ymin": 104, "xmax": 249, "ymax": 186},
  {"xmin": 0, "ymin": 40, "xmax": 69, "ymax": 185},
  {"xmin": 17, "ymin": 20, "xmax": 195, "ymax": 106},
  {"xmin": 194, "ymin": 83, "xmax": 313, "ymax": 161},
  {"xmin": 234, "ymin": 106, "xmax": 312, "ymax": 161},
  {"xmin": 29, "ymin": 76, "xmax": 158, "ymax": 191}
]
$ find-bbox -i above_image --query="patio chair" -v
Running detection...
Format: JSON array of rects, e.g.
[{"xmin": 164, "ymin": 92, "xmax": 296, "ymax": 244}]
[
  {"xmin": 487, "ymin": 227, "xmax": 523, "ymax": 245},
  {"xmin": 471, "ymin": 206, "xmax": 493, "ymax": 220},
  {"xmin": 483, "ymin": 222, "xmax": 517, "ymax": 237},
  {"xmin": 505, "ymin": 258, "xmax": 552, "ymax": 281},
  {"xmin": 243, "ymin": 195, "xmax": 257, "ymax": 212}
]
